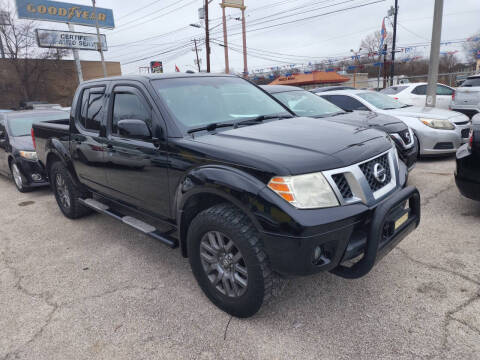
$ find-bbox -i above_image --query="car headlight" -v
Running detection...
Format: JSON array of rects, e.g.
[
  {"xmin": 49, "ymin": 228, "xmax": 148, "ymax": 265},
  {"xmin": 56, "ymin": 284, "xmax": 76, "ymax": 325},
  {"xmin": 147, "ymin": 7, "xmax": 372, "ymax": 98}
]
[
  {"xmin": 419, "ymin": 118, "xmax": 455, "ymax": 130},
  {"xmin": 268, "ymin": 173, "xmax": 339, "ymax": 209},
  {"xmin": 19, "ymin": 151, "xmax": 38, "ymax": 160}
]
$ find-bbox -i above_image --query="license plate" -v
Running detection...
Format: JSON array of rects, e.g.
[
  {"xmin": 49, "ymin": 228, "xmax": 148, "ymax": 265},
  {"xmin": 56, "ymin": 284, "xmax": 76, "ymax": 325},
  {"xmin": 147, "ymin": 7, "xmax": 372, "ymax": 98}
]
[{"xmin": 395, "ymin": 213, "xmax": 409, "ymax": 230}]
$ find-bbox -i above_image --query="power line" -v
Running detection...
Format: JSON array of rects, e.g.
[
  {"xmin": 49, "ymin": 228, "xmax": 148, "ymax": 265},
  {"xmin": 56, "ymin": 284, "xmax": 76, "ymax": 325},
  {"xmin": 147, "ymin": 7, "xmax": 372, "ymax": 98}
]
[{"xmin": 115, "ymin": 0, "xmax": 180, "ymax": 21}]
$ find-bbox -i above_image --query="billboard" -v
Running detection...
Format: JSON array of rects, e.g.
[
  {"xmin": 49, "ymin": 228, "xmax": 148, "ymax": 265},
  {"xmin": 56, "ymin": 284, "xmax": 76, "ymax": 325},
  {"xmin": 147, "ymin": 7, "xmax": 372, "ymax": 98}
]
[
  {"xmin": 221, "ymin": 0, "xmax": 245, "ymax": 8},
  {"xmin": 36, "ymin": 29, "xmax": 107, "ymax": 51},
  {"xmin": 16, "ymin": 0, "xmax": 115, "ymax": 29},
  {"xmin": 150, "ymin": 61, "xmax": 163, "ymax": 74}
]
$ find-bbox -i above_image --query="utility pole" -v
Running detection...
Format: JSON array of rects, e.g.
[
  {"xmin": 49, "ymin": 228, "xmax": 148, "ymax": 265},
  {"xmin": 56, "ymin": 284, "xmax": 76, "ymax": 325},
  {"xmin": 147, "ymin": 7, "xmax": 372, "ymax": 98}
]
[
  {"xmin": 390, "ymin": 1, "xmax": 398, "ymax": 86},
  {"xmin": 383, "ymin": 44, "xmax": 388, "ymax": 89},
  {"xmin": 221, "ymin": 3, "xmax": 229, "ymax": 73},
  {"xmin": 92, "ymin": 0, "xmax": 107, "ymax": 78},
  {"xmin": 426, "ymin": 0, "xmax": 444, "ymax": 107},
  {"xmin": 241, "ymin": 6, "xmax": 248, "ymax": 77},
  {"xmin": 193, "ymin": 39, "xmax": 201, "ymax": 72},
  {"xmin": 68, "ymin": 23, "xmax": 84, "ymax": 83},
  {"xmin": 0, "ymin": 32, "xmax": 5, "ymax": 58},
  {"xmin": 204, "ymin": 0, "xmax": 211, "ymax": 72},
  {"xmin": 0, "ymin": 11, "xmax": 10, "ymax": 59}
]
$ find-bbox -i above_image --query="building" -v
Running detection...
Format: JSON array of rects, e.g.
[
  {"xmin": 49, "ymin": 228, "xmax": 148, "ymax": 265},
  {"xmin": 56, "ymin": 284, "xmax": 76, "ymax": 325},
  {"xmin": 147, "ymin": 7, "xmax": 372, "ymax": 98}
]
[
  {"xmin": 269, "ymin": 71, "xmax": 349, "ymax": 90},
  {"xmin": 0, "ymin": 59, "xmax": 121, "ymax": 109}
]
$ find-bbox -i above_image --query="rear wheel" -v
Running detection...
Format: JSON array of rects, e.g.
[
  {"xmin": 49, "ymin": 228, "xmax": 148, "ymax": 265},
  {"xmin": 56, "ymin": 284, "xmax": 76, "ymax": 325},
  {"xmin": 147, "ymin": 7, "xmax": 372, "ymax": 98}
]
[
  {"xmin": 50, "ymin": 161, "xmax": 92, "ymax": 219},
  {"xmin": 10, "ymin": 161, "xmax": 31, "ymax": 193},
  {"xmin": 187, "ymin": 203, "xmax": 274, "ymax": 318}
]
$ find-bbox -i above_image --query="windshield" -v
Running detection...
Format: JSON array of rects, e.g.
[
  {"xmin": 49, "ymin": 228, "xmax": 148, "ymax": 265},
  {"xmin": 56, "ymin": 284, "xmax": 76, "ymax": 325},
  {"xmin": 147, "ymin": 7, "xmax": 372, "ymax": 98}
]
[
  {"xmin": 380, "ymin": 86, "xmax": 408, "ymax": 95},
  {"xmin": 357, "ymin": 92, "xmax": 406, "ymax": 110},
  {"xmin": 152, "ymin": 77, "xmax": 290, "ymax": 130},
  {"xmin": 272, "ymin": 90, "xmax": 343, "ymax": 117},
  {"xmin": 461, "ymin": 77, "xmax": 480, "ymax": 87},
  {"xmin": 7, "ymin": 112, "xmax": 68, "ymax": 136}
]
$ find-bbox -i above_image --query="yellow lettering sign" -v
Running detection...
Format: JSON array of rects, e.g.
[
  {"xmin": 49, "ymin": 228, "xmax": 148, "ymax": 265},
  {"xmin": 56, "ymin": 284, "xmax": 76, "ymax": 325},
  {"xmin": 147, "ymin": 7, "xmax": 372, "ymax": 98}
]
[
  {"xmin": 48, "ymin": 6, "xmax": 57, "ymax": 15},
  {"xmin": 37, "ymin": 5, "xmax": 46, "ymax": 14},
  {"xmin": 98, "ymin": 13, "xmax": 106, "ymax": 21},
  {"xmin": 68, "ymin": 7, "xmax": 78, "ymax": 20},
  {"xmin": 58, "ymin": 8, "xmax": 67, "ymax": 16},
  {"xmin": 82, "ymin": 11, "xmax": 89, "ymax": 19},
  {"xmin": 89, "ymin": 12, "xmax": 96, "ymax": 20},
  {"xmin": 26, "ymin": 4, "xmax": 36, "ymax": 13}
]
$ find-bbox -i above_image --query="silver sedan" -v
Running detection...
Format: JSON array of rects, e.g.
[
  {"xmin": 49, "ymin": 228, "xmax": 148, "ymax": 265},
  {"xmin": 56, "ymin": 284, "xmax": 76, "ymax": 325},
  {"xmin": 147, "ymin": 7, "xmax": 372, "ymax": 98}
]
[{"xmin": 316, "ymin": 90, "xmax": 470, "ymax": 156}]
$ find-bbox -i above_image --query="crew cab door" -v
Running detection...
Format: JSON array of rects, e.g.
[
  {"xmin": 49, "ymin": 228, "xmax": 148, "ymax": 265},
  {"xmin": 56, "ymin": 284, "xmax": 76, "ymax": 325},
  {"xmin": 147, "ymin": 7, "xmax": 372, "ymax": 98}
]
[
  {"xmin": 70, "ymin": 85, "xmax": 109, "ymax": 192},
  {"xmin": 103, "ymin": 83, "xmax": 170, "ymax": 217}
]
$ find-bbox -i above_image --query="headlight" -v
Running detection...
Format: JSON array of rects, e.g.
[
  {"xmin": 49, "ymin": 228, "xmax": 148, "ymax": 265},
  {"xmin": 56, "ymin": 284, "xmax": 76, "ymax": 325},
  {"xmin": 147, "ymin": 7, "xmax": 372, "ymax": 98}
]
[
  {"xmin": 19, "ymin": 151, "xmax": 38, "ymax": 160},
  {"xmin": 268, "ymin": 173, "xmax": 339, "ymax": 209},
  {"xmin": 419, "ymin": 118, "xmax": 455, "ymax": 130}
]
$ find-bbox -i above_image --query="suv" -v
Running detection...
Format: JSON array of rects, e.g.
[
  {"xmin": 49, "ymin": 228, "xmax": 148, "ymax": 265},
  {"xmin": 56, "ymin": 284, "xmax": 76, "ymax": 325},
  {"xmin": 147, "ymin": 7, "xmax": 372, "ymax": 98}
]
[
  {"xmin": 33, "ymin": 74, "xmax": 420, "ymax": 318},
  {"xmin": 451, "ymin": 74, "xmax": 480, "ymax": 118}
]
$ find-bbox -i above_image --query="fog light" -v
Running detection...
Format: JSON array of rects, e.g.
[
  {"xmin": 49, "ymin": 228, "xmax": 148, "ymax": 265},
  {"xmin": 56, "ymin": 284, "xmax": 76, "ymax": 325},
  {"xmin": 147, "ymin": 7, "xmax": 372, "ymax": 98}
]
[
  {"xmin": 31, "ymin": 173, "xmax": 42, "ymax": 181},
  {"xmin": 312, "ymin": 245, "xmax": 323, "ymax": 264}
]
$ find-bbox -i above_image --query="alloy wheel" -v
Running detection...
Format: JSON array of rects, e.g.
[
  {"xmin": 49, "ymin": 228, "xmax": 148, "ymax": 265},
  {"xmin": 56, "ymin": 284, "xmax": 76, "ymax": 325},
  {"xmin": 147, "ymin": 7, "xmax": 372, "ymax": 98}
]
[
  {"xmin": 11, "ymin": 163, "xmax": 23, "ymax": 189},
  {"xmin": 200, "ymin": 231, "xmax": 248, "ymax": 298},
  {"xmin": 55, "ymin": 173, "xmax": 71, "ymax": 209}
]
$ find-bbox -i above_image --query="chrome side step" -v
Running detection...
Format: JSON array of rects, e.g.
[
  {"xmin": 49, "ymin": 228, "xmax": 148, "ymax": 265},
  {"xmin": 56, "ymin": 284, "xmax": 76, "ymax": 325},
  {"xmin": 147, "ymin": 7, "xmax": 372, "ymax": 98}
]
[{"xmin": 78, "ymin": 198, "xmax": 178, "ymax": 248}]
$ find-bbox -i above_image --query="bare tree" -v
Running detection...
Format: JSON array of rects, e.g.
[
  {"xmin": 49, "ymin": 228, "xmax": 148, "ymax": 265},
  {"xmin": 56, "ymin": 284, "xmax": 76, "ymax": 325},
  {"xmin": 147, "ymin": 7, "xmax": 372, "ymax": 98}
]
[
  {"xmin": 360, "ymin": 30, "xmax": 393, "ymax": 60},
  {"xmin": 0, "ymin": 3, "xmax": 67, "ymax": 103},
  {"xmin": 463, "ymin": 32, "xmax": 480, "ymax": 63}
]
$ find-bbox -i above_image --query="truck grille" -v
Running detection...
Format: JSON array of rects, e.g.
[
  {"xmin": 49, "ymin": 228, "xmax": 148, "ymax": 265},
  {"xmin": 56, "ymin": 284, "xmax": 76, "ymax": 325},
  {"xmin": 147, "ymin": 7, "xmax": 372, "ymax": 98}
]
[
  {"xmin": 332, "ymin": 174, "xmax": 353, "ymax": 199},
  {"xmin": 359, "ymin": 154, "xmax": 392, "ymax": 192},
  {"xmin": 399, "ymin": 129, "xmax": 412, "ymax": 145}
]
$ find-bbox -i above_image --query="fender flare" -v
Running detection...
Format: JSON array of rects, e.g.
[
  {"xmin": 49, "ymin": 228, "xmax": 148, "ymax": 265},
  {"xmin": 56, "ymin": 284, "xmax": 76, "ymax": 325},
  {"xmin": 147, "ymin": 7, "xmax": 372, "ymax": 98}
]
[{"xmin": 44, "ymin": 139, "xmax": 81, "ymax": 186}]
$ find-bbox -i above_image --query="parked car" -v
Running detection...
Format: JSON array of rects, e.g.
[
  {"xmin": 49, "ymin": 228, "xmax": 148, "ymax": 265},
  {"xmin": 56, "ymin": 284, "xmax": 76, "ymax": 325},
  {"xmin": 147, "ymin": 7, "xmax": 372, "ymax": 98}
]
[
  {"xmin": 0, "ymin": 110, "xmax": 68, "ymax": 192},
  {"xmin": 261, "ymin": 85, "xmax": 418, "ymax": 171},
  {"xmin": 381, "ymin": 83, "xmax": 455, "ymax": 110},
  {"xmin": 455, "ymin": 113, "xmax": 480, "ymax": 201},
  {"xmin": 311, "ymin": 85, "xmax": 355, "ymax": 93},
  {"xmin": 317, "ymin": 90, "xmax": 471, "ymax": 156},
  {"xmin": 451, "ymin": 74, "xmax": 480, "ymax": 119},
  {"xmin": 33, "ymin": 74, "xmax": 420, "ymax": 318}
]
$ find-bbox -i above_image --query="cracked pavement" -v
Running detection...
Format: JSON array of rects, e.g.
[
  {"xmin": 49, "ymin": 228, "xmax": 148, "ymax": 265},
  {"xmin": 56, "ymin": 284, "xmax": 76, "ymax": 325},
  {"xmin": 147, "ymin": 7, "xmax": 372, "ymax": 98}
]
[{"xmin": 1, "ymin": 157, "xmax": 479, "ymax": 359}]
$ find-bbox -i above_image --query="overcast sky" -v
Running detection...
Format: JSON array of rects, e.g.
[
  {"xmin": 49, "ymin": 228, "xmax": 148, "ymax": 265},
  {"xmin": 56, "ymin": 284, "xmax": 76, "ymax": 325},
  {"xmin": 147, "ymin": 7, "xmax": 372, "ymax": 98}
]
[{"xmin": 5, "ymin": 0, "xmax": 480, "ymax": 75}]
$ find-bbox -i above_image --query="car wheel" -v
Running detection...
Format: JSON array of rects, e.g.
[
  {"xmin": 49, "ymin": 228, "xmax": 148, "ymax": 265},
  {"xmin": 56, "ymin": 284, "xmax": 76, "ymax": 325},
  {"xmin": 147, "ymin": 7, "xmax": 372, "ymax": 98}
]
[
  {"xmin": 187, "ymin": 203, "xmax": 274, "ymax": 318},
  {"xmin": 50, "ymin": 161, "xmax": 92, "ymax": 219},
  {"xmin": 10, "ymin": 161, "xmax": 31, "ymax": 193}
]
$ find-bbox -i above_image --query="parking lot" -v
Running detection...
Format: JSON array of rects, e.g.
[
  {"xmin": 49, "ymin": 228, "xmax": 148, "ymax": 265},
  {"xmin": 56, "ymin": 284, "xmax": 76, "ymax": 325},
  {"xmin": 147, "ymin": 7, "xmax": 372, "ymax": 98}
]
[{"xmin": 0, "ymin": 157, "xmax": 479, "ymax": 360}]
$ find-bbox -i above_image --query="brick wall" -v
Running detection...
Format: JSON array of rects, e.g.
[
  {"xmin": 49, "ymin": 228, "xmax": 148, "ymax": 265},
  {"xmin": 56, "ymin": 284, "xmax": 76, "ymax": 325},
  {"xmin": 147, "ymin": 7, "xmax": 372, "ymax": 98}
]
[{"xmin": 0, "ymin": 59, "xmax": 121, "ymax": 109}]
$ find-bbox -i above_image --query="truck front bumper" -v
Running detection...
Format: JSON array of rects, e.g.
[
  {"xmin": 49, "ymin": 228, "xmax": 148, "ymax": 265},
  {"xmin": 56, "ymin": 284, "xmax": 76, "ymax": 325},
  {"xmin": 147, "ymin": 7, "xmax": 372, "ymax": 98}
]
[{"xmin": 260, "ymin": 186, "xmax": 420, "ymax": 277}]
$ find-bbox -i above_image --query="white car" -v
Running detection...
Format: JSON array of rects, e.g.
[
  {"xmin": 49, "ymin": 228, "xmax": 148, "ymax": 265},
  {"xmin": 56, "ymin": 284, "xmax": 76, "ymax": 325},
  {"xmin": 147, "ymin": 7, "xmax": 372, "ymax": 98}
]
[
  {"xmin": 381, "ymin": 83, "xmax": 455, "ymax": 110},
  {"xmin": 451, "ymin": 75, "xmax": 480, "ymax": 118},
  {"xmin": 317, "ymin": 90, "xmax": 470, "ymax": 156}
]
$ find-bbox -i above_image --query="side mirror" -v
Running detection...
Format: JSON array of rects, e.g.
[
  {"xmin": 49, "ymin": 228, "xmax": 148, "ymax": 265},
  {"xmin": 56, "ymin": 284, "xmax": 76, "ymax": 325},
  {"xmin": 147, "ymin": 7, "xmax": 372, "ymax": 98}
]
[{"xmin": 117, "ymin": 119, "xmax": 151, "ymax": 140}]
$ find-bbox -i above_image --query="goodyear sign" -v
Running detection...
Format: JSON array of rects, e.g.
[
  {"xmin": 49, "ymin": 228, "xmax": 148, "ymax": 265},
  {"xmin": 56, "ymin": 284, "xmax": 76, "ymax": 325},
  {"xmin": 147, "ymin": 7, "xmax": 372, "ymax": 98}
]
[{"xmin": 16, "ymin": 0, "xmax": 115, "ymax": 29}]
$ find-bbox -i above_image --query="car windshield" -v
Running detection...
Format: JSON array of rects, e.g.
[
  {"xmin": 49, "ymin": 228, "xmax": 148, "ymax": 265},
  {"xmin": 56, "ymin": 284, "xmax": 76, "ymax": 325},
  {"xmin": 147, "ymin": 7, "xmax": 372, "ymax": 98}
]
[
  {"xmin": 7, "ymin": 112, "xmax": 69, "ymax": 136},
  {"xmin": 357, "ymin": 92, "xmax": 406, "ymax": 110},
  {"xmin": 272, "ymin": 90, "xmax": 344, "ymax": 117},
  {"xmin": 380, "ymin": 86, "xmax": 408, "ymax": 95},
  {"xmin": 461, "ymin": 77, "xmax": 480, "ymax": 87},
  {"xmin": 152, "ymin": 77, "xmax": 290, "ymax": 130}
]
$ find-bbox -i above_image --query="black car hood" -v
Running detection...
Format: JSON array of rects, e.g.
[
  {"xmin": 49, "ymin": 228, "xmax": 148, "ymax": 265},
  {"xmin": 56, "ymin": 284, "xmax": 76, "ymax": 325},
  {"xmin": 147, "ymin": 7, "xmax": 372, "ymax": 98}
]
[
  {"xmin": 9, "ymin": 136, "xmax": 34, "ymax": 151},
  {"xmin": 187, "ymin": 117, "xmax": 392, "ymax": 175},
  {"xmin": 328, "ymin": 111, "xmax": 407, "ymax": 133}
]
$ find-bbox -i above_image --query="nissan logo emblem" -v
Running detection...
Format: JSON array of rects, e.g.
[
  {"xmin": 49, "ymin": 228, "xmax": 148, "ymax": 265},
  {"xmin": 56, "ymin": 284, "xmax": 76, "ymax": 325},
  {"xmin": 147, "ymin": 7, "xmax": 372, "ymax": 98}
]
[{"xmin": 373, "ymin": 163, "xmax": 387, "ymax": 183}]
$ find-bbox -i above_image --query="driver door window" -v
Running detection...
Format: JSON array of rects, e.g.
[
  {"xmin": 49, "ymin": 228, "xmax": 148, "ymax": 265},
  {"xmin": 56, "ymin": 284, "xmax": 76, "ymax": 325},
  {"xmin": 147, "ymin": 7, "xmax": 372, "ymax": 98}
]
[{"xmin": 112, "ymin": 92, "xmax": 152, "ymax": 137}]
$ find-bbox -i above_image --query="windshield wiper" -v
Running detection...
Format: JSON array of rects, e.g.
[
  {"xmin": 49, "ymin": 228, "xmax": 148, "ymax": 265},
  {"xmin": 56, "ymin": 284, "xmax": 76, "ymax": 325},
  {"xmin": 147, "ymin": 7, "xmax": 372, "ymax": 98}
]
[
  {"xmin": 235, "ymin": 114, "xmax": 293, "ymax": 126},
  {"xmin": 187, "ymin": 122, "xmax": 236, "ymax": 134}
]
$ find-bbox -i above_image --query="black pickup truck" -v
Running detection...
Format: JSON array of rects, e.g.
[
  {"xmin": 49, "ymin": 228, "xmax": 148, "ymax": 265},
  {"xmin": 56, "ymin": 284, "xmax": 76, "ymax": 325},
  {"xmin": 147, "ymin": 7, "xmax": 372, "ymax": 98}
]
[{"xmin": 33, "ymin": 74, "xmax": 420, "ymax": 318}]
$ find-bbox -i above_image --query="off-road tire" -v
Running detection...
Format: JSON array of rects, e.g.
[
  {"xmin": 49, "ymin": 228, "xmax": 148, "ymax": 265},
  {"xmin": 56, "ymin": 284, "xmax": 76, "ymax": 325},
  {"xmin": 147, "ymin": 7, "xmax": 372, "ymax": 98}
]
[
  {"xmin": 50, "ymin": 161, "xmax": 92, "ymax": 219},
  {"xmin": 187, "ymin": 203, "xmax": 274, "ymax": 318}
]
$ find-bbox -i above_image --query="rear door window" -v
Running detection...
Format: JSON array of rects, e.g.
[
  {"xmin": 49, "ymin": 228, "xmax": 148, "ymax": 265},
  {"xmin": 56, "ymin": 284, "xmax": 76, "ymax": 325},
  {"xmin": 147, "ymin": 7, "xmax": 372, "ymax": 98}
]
[
  {"xmin": 321, "ymin": 95, "xmax": 369, "ymax": 111},
  {"xmin": 78, "ymin": 86, "xmax": 105, "ymax": 132},
  {"xmin": 436, "ymin": 85, "xmax": 453, "ymax": 96},
  {"xmin": 461, "ymin": 77, "xmax": 480, "ymax": 87},
  {"xmin": 411, "ymin": 85, "xmax": 427, "ymax": 95}
]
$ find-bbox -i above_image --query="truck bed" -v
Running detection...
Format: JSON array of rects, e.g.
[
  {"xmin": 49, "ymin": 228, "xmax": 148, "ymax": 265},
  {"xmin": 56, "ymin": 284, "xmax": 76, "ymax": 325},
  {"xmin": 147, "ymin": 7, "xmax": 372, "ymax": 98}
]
[{"xmin": 32, "ymin": 119, "xmax": 70, "ymax": 168}]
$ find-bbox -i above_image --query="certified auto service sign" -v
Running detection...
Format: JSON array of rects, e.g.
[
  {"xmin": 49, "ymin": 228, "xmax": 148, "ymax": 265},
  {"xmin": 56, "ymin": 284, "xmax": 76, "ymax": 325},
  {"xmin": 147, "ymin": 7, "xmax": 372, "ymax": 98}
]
[{"xmin": 36, "ymin": 29, "xmax": 108, "ymax": 51}]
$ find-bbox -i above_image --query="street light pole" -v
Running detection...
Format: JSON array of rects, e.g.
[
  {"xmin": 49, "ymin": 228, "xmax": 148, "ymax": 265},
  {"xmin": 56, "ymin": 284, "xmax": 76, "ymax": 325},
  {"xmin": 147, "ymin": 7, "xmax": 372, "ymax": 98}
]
[
  {"xmin": 221, "ymin": 3, "xmax": 229, "ymax": 74},
  {"xmin": 426, "ymin": 0, "xmax": 444, "ymax": 107},
  {"xmin": 193, "ymin": 39, "xmax": 201, "ymax": 72},
  {"xmin": 204, "ymin": 0, "xmax": 211, "ymax": 72},
  {"xmin": 241, "ymin": 6, "xmax": 248, "ymax": 77},
  {"xmin": 92, "ymin": 0, "xmax": 107, "ymax": 78},
  {"xmin": 390, "ymin": 0, "xmax": 398, "ymax": 86}
]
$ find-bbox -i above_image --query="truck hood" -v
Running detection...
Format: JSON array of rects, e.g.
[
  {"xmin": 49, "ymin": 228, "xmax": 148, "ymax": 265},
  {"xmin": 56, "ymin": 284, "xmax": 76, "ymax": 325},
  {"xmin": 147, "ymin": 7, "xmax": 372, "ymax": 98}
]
[
  {"xmin": 383, "ymin": 106, "xmax": 469, "ymax": 122},
  {"xmin": 327, "ymin": 111, "xmax": 407, "ymax": 133},
  {"xmin": 10, "ymin": 136, "xmax": 34, "ymax": 151},
  {"xmin": 188, "ymin": 117, "xmax": 392, "ymax": 175}
]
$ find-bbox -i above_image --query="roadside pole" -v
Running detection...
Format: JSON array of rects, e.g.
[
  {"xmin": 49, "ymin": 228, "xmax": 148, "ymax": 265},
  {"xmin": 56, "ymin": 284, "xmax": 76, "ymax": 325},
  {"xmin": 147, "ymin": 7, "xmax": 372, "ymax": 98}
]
[
  {"xmin": 68, "ymin": 23, "xmax": 84, "ymax": 83},
  {"xmin": 241, "ymin": 5, "xmax": 248, "ymax": 78},
  {"xmin": 390, "ymin": 0, "xmax": 398, "ymax": 86},
  {"xmin": 92, "ymin": 0, "xmax": 108, "ymax": 78},
  {"xmin": 383, "ymin": 45, "xmax": 388, "ymax": 89},
  {"xmin": 221, "ymin": 3, "xmax": 229, "ymax": 73},
  {"xmin": 204, "ymin": 0, "xmax": 211, "ymax": 72},
  {"xmin": 0, "ymin": 34, "xmax": 5, "ymax": 58},
  {"xmin": 425, "ymin": 0, "xmax": 444, "ymax": 107},
  {"xmin": 193, "ymin": 39, "xmax": 201, "ymax": 72}
]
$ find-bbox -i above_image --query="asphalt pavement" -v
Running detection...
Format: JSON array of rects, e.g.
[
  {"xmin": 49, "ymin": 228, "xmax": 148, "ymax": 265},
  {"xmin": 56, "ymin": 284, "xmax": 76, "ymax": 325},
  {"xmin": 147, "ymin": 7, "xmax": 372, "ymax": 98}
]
[{"xmin": 1, "ymin": 157, "xmax": 479, "ymax": 360}]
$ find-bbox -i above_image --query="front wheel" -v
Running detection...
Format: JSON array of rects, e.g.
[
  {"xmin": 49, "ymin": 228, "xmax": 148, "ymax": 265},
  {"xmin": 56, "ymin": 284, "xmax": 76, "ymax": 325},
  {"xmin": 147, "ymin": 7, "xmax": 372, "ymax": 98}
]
[
  {"xmin": 187, "ymin": 203, "xmax": 274, "ymax": 318},
  {"xmin": 50, "ymin": 161, "xmax": 92, "ymax": 219},
  {"xmin": 10, "ymin": 162, "xmax": 31, "ymax": 193}
]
